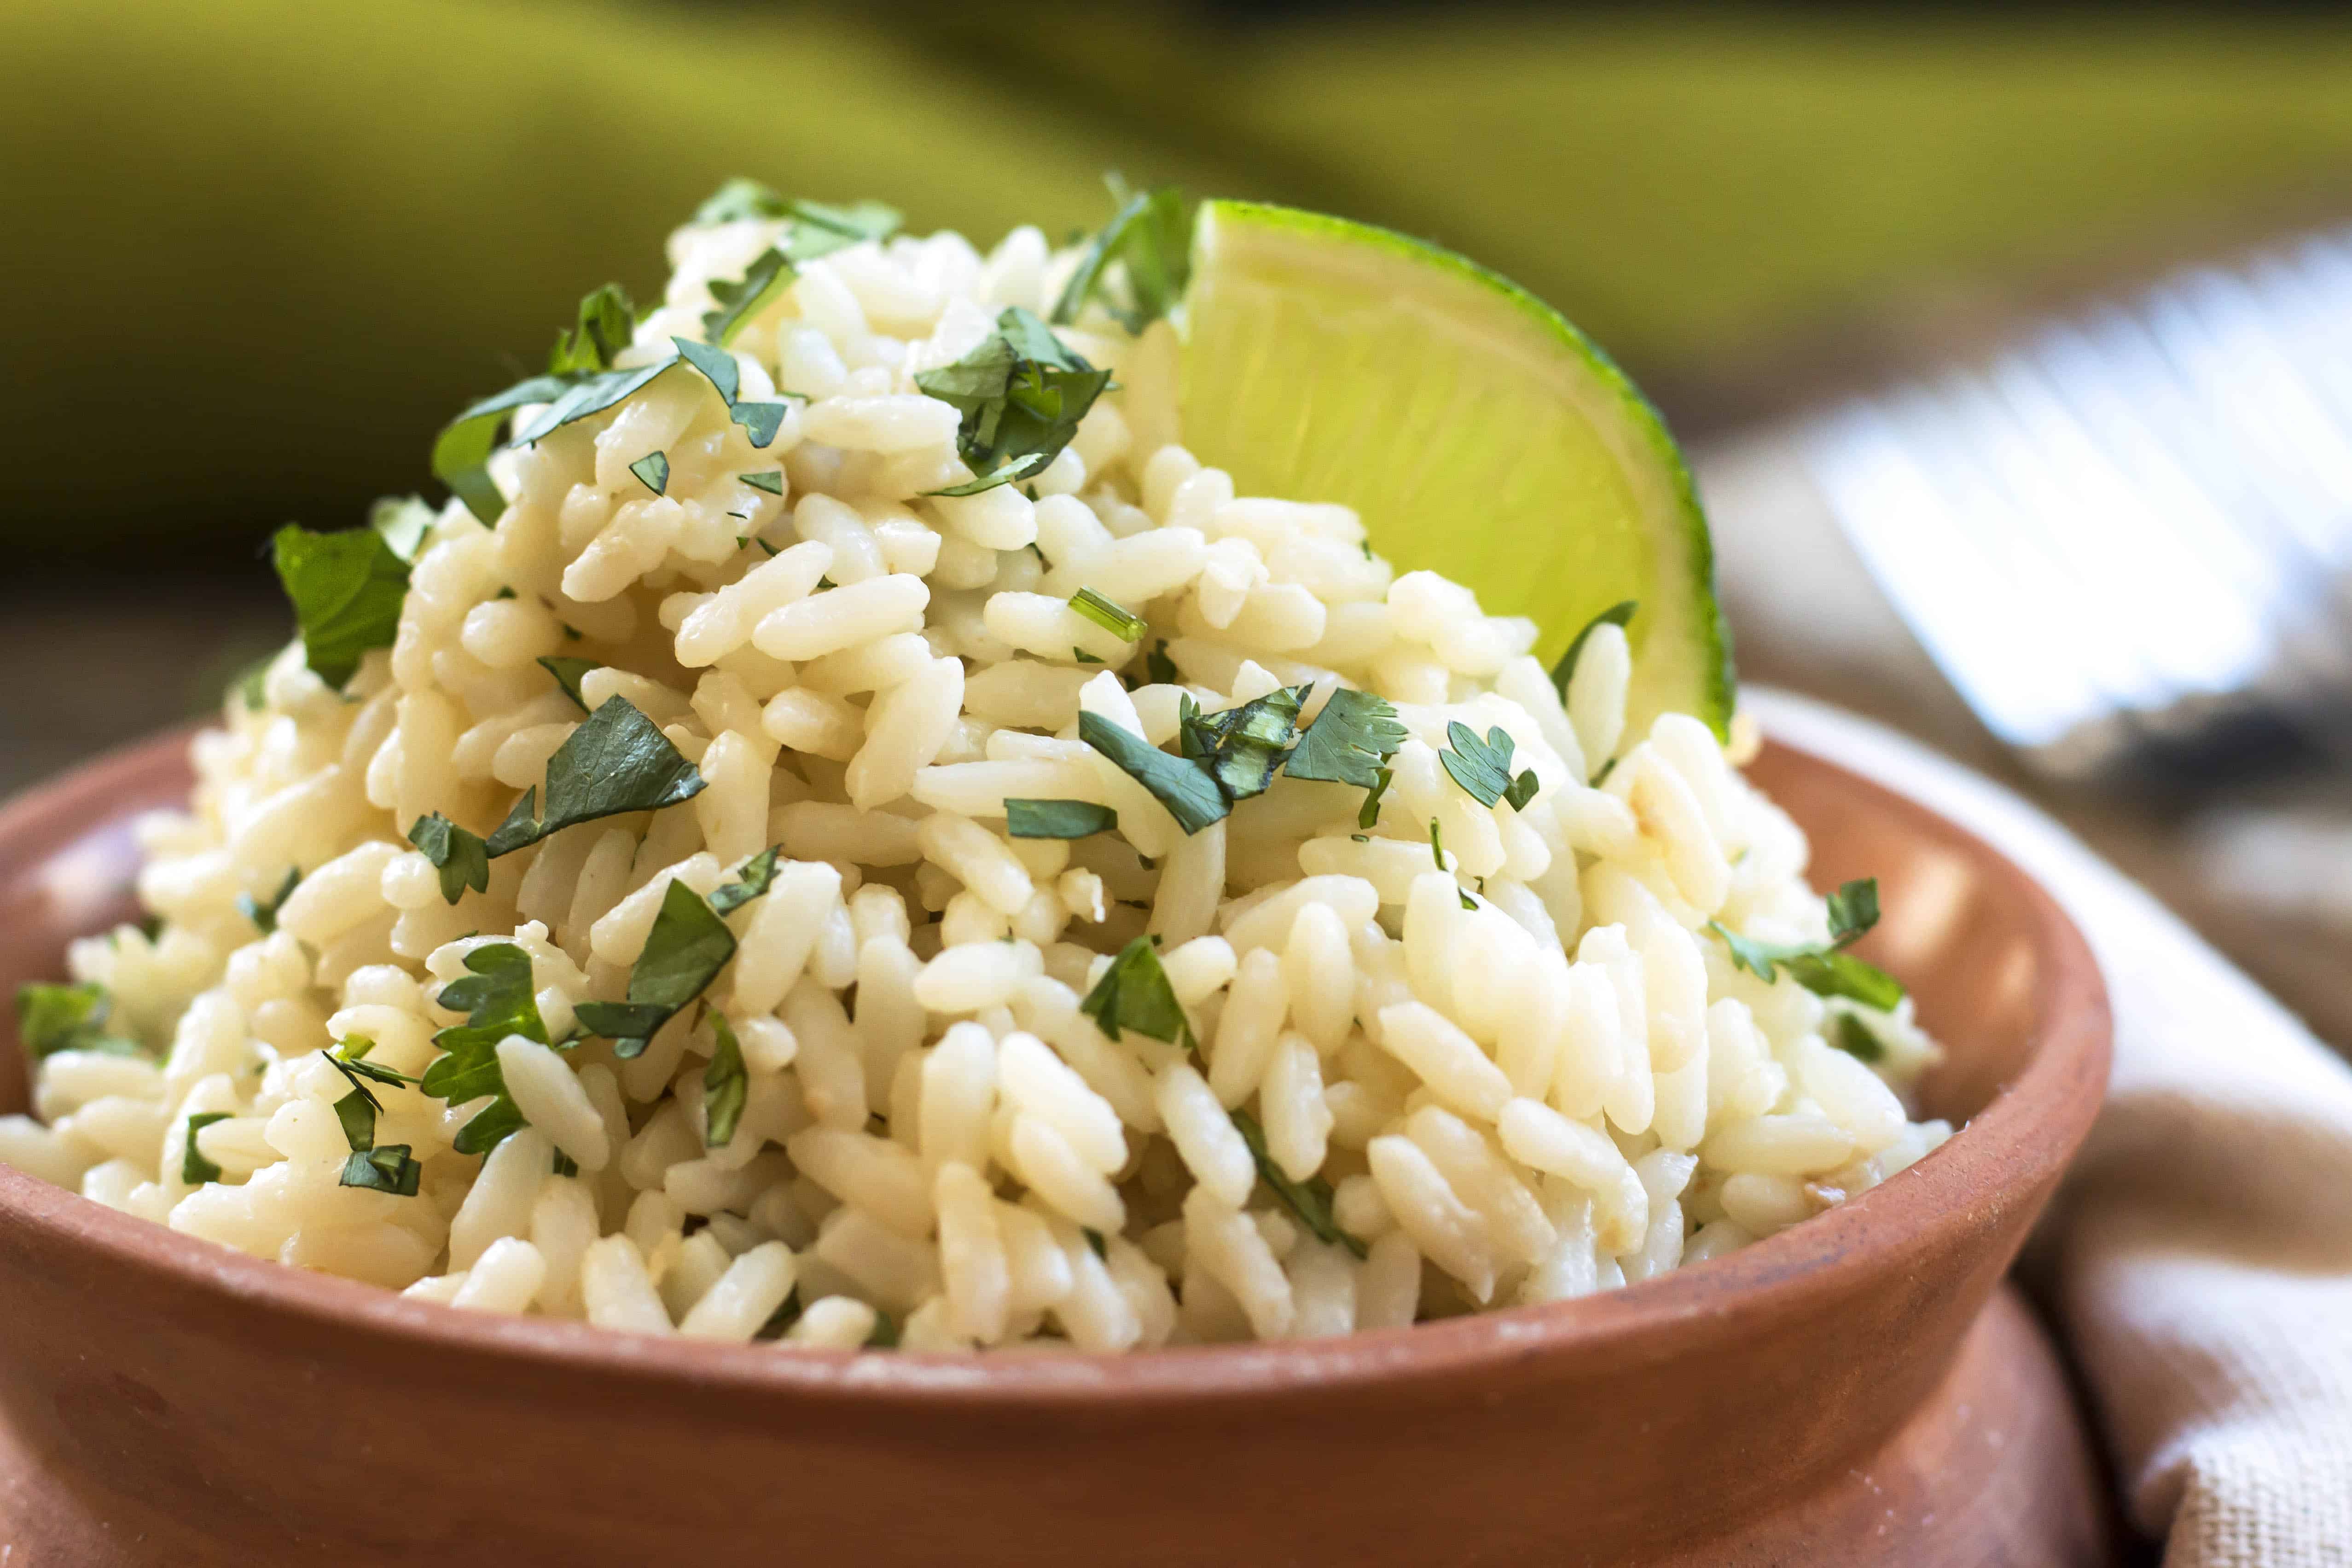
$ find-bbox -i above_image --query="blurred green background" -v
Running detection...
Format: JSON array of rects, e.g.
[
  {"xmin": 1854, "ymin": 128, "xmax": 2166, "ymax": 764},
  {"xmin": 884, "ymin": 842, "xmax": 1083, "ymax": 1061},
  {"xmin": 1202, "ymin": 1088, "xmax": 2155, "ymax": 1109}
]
[{"xmin": 7, "ymin": 0, "xmax": 2352, "ymax": 777}]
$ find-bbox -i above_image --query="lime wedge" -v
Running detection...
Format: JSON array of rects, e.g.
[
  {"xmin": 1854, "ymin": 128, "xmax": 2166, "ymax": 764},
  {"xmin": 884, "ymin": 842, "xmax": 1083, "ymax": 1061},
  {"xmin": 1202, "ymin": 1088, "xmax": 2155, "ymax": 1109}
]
[{"xmin": 1178, "ymin": 200, "xmax": 1734, "ymax": 739}]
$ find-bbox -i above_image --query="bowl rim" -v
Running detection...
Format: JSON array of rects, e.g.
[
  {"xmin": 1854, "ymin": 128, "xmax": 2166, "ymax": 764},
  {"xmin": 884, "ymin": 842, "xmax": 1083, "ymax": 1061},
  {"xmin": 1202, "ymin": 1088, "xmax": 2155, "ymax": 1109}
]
[{"xmin": 0, "ymin": 723, "xmax": 2110, "ymax": 1412}]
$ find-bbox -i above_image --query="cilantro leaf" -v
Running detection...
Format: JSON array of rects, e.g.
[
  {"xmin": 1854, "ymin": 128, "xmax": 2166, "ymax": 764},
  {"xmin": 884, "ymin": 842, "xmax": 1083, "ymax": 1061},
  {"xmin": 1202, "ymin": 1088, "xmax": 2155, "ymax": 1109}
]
[
  {"xmin": 433, "ymin": 360, "xmax": 671, "ymax": 524},
  {"xmin": 1078, "ymin": 935, "xmax": 1194, "ymax": 1049},
  {"xmin": 1710, "ymin": 880, "xmax": 1903, "ymax": 1010},
  {"xmin": 628, "ymin": 451, "xmax": 670, "ymax": 496},
  {"xmin": 1069, "ymin": 587, "xmax": 1147, "ymax": 642},
  {"xmin": 1438, "ymin": 721, "xmax": 1536, "ymax": 811},
  {"xmin": 407, "ymin": 814, "xmax": 490, "ymax": 905},
  {"xmin": 368, "ymin": 495, "xmax": 435, "ymax": 563},
  {"xmin": 1551, "ymin": 599, "xmax": 1637, "ymax": 699},
  {"xmin": 419, "ymin": 944, "xmax": 547, "ymax": 1156},
  {"xmin": 733, "ymin": 401, "xmax": 790, "ymax": 447},
  {"xmin": 707, "ymin": 846, "xmax": 782, "ymax": 917},
  {"xmin": 1144, "ymin": 641, "xmax": 1179, "ymax": 685},
  {"xmin": 549, "ymin": 283, "xmax": 635, "ymax": 375},
  {"xmin": 237, "ymin": 866, "xmax": 301, "ymax": 934},
  {"xmin": 1832, "ymin": 1012, "xmax": 1886, "ymax": 1063},
  {"xmin": 270, "ymin": 522, "xmax": 410, "ymax": 689},
  {"xmin": 1050, "ymin": 180, "xmax": 1192, "ymax": 333},
  {"xmin": 704, "ymin": 1013, "xmax": 749, "ymax": 1148},
  {"xmin": 14, "ymin": 981, "xmax": 143, "ymax": 1061},
  {"xmin": 1005, "ymin": 799, "xmax": 1119, "ymax": 839},
  {"xmin": 1358, "ymin": 766, "xmax": 1393, "ymax": 830},
  {"xmin": 1078, "ymin": 711, "xmax": 1229, "ymax": 834},
  {"xmin": 670, "ymin": 335, "xmax": 742, "ymax": 405},
  {"xmin": 688, "ymin": 181, "xmax": 902, "ymax": 258},
  {"xmin": 1180, "ymin": 685, "xmax": 1310, "ymax": 804},
  {"xmin": 534, "ymin": 655, "xmax": 598, "ymax": 713},
  {"xmin": 1284, "ymin": 687, "xmax": 1405, "ymax": 791},
  {"xmin": 703, "ymin": 249, "xmax": 794, "ymax": 346},
  {"xmin": 739, "ymin": 469, "xmax": 784, "ymax": 495},
  {"xmin": 181, "ymin": 1112, "xmax": 231, "ymax": 1186},
  {"xmin": 1230, "ymin": 1108, "xmax": 1366, "ymax": 1259},
  {"xmin": 915, "ymin": 308, "xmax": 1109, "ymax": 497},
  {"xmin": 483, "ymin": 696, "xmax": 706, "ymax": 857},
  {"xmin": 339, "ymin": 1145, "xmax": 422, "ymax": 1196},
  {"xmin": 333, "ymin": 1085, "xmax": 377, "ymax": 1153}
]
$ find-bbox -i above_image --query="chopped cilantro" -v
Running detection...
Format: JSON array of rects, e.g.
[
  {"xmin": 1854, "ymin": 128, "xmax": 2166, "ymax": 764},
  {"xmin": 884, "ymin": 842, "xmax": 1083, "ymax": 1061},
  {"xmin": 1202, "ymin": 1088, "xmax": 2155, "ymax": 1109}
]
[
  {"xmin": 672, "ymin": 336, "xmax": 741, "ymax": 404},
  {"xmin": 1358, "ymin": 767, "xmax": 1393, "ymax": 830},
  {"xmin": 419, "ymin": 944, "xmax": 547, "ymax": 1155},
  {"xmin": 407, "ymin": 814, "xmax": 490, "ymax": 905},
  {"xmin": 548, "ymin": 283, "xmax": 635, "ymax": 375},
  {"xmin": 628, "ymin": 451, "xmax": 670, "ymax": 496},
  {"xmin": 1144, "ymin": 641, "xmax": 1179, "ymax": 685},
  {"xmin": 1832, "ymin": 1012, "xmax": 1887, "ymax": 1063},
  {"xmin": 732, "ymin": 401, "xmax": 790, "ymax": 448},
  {"xmin": 689, "ymin": 180, "xmax": 902, "ymax": 257},
  {"xmin": 181, "ymin": 1111, "xmax": 232, "ymax": 1186},
  {"xmin": 708, "ymin": 846, "xmax": 783, "ymax": 917},
  {"xmin": 574, "ymin": 862, "xmax": 777, "ymax": 1058},
  {"xmin": 434, "ymin": 360, "xmax": 670, "ymax": 524},
  {"xmin": 1077, "ymin": 711, "xmax": 1228, "ymax": 834},
  {"xmin": 482, "ymin": 696, "xmax": 706, "ymax": 857},
  {"xmin": 1078, "ymin": 935, "xmax": 1194, "ymax": 1050},
  {"xmin": 1551, "ymin": 600, "xmax": 1637, "ymax": 699},
  {"xmin": 269, "ymin": 522, "xmax": 411, "ymax": 689},
  {"xmin": 703, "ymin": 249, "xmax": 794, "ymax": 347},
  {"xmin": 1284, "ymin": 687, "xmax": 1406, "ymax": 792},
  {"xmin": 1050, "ymin": 179, "xmax": 1192, "ymax": 333},
  {"xmin": 14, "ymin": 981, "xmax": 142, "ymax": 1061},
  {"xmin": 369, "ymin": 496, "xmax": 435, "ymax": 563},
  {"xmin": 340, "ymin": 1145, "xmax": 423, "ymax": 1196},
  {"xmin": 1083, "ymin": 1227, "xmax": 1109, "ymax": 1260},
  {"xmin": 535, "ymin": 655, "xmax": 598, "ymax": 713},
  {"xmin": 552, "ymin": 1149, "xmax": 580, "ymax": 1179},
  {"xmin": 916, "ymin": 308, "xmax": 1109, "ymax": 496},
  {"xmin": 1072, "ymin": 647, "xmax": 1104, "ymax": 665},
  {"xmin": 1230, "ymin": 1108, "xmax": 1367, "ymax": 1259},
  {"xmin": 1711, "ymin": 880, "xmax": 1903, "ymax": 1010},
  {"xmin": 237, "ymin": 866, "xmax": 301, "ymax": 935},
  {"xmin": 1181, "ymin": 685, "xmax": 1310, "ymax": 804},
  {"xmin": 1438, "ymin": 721, "xmax": 1537, "ymax": 811},
  {"xmin": 739, "ymin": 469, "xmax": 784, "ymax": 495},
  {"xmin": 704, "ymin": 1013, "xmax": 749, "ymax": 1148},
  {"xmin": 1429, "ymin": 818, "xmax": 1446, "ymax": 870},
  {"xmin": 1069, "ymin": 587, "xmax": 1147, "ymax": 642},
  {"xmin": 1005, "ymin": 799, "xmax": 1119, "ymax": 840}
]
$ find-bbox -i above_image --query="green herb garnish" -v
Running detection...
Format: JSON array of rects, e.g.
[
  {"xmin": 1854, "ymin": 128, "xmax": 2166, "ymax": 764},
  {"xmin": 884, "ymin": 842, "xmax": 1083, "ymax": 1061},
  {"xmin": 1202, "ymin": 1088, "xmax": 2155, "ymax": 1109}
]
[
  {"xmin": 1358, "ymin": 767, "xmax": 1393, "ymax": 830},
  {"xmin": 1050, "ymin": 179, "xmax": 1192, "ymax": 333},
  {"xmin": 181, "ymin": 1112, "xmax": 232, "ymax": 1186},
  {"xmin": 916, "ymin": 308, "xmax": 1109, "ymax": 497},
  {"xmin": 237, "ymin": 866, "xmax": 301, "ymax": 935},
  {"xmin": 14, "ymin": 981, "xmax": 143, "ymax": 1061},
  {"xmin": 1144, "ymin": 641, "xmax": 1179, "ymax": 685},
  {"xmin": 483, "ymin": 696, "xmax": 705, "ymax": 857},
  {"xmin": 535, "ymin": 655, "xmax": 598, "ymax": 714},
  {"xmin": 1832, "ymin": 1012, "xmax": 1887, "ymax": 1063},
  {"xmin": 1284, "ymin": 688, "xmax": 1406, "ymax": 792},
  {"xmin": 1181, "ymin": 685, "xmax": 1311, "ymax": 804},
  {"xmin": 1069, "ymin": 587, "xmax": 1148, "ymax": 642},
  {"xmin": 707, "ymin": 846, "xmax": 782, "ymax": 917},
  {"xmin": 407, "ymin": 814, "xmax": 490, "ymax": 905},
  {"xmin": 739, "ymin": 470, "xmax": 784, "ymax": 496},
  {"xmin": 1082, "ymin": 1227, "xmax": 1109, "ymax": 1260},
  {"xmin": 574, "ymin": 857, "xmax": 779, "ymax": 1058},
  {"xmin": 419, "ymin": 944, "xmax": 547, "ymax": 1156},
  {"xmin": 548, "ymin": 282, "xmax": 635, "ymax": 375},
  {"xmin": 1230, "ymin": 1108, "xmax": 1367, "ymax": 1260},
  {"xmin": 703, "ymin": 249, "xmax": 794, "ymax": 347},
  {"xmin": 703, "ymin": 1013, "xmax": 748, "ymax": 1148},
  {"xmin": 1005, "ymin": 799, "xmax": 1119, "ymax": 840},
  {"xmin": 689, "ymin": 180, "xmax": 902, "ymax": 259},
  {"xmin": 1551, "ymin": 599, "xmax": 1638, "ymax": 700},
  {"xmin": 628, "ymin": 451, "xmax": 670, "ymax": 496},
  {"xmin": 269, "ymin": 522, "xmax": 412, "ymax": 689},
  {"xmin": 1438, "ymin": 721, "xmax": 1538, "ymax": 811},
  {"xmin": 339, "ymin": 1145, "xmax": 423, "ymax": 1196},
  {"xmin": 1078, "ymin": 935, "xmax": 1194, "ymax": 1050},
  {"xmin": 1077, "ymin": 711, "xmax": 1228, "ymax": 834},
  {"xmin": 1711, "ymin": 880, "xmax": 1903, "ymax": 1010}
]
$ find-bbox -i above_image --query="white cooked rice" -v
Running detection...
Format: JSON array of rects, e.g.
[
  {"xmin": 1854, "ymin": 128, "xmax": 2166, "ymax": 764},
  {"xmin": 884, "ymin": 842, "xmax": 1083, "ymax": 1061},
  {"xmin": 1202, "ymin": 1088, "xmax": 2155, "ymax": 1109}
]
[{"xmin": 0, "ymin": 196, "xmax": 1951, "ymax": 1350}]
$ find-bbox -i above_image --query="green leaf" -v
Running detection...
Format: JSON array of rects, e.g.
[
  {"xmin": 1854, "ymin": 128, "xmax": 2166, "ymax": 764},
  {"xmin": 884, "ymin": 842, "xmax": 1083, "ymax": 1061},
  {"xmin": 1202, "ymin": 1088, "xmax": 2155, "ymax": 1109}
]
[
  {"xmin": 419, "ymin": 944, "xmax": 547, "ymax": 1155},
  {"xmin": 549, "ymin": 283, "xmax": 636, "ymax": 375},
  {"xmin": 1285, "ymin": 687, "xmax": 1406, "ymax": 792},
  {"xmin": 707, "ymin": 845, "xmax": 783, "ymax": 917},
  {"xmin": 693, "ymin": 177, "xmax": 790, "ymax": 225},
  {"xmin": 552, "ymin": 1149, "xmax": 580, "ymax": 1179},
  {"xmin": 668, "ymin": 334, "xmax": 742, "ymax": 405},
  {"xmin": 407, "ymin": 814, "xmax": 490, "ymax": 905},
  {"xmin": 270, "ymin": 523, "xmax": 410, "ymax": 689},
  {"xmin": 782, "ymin": 197, "xmax": 902, "ymax": 257},
  {"xmin": 339, "ymin": 1145, "xmax": 422, "ymax": 1196},
  {"xmin": 739, "ymin": 469, "xmax": 784, "ymax": 495},
  {"xmin": 1051, "ymin": 180, "xmax": 1193, "ymax": 333},
  {"xmin": 1710, "ymin": 881, "xmax": 1903, "ymax": 1010},
  {"xmin": 368, "ymin": 495, "xmax": 436, "ymax": 563},
  {"xmin": 14, "ymin": 981, "xmax": 142, "ymax": 1061},
  {"xmin": 1078, "ymin": 711, "xmax": 1228, "ymax": 834},
  {"xmin": 732, "ymin": 402, "xmax": 790, "ymax": 448},
  {"xmin": 1550, "ymin": 599, "xmax": 1638, "ymax": 700},
  {"xmin": 1078, "ymin": 935, "xmax": 1193, "ymax": 1049},
  {"xmin": 1438, "ymin": 721, "xmax": 1520, "ymax": 808},
  {"xmin": 1832, "ymin": 1012, "xmax": 1886, "ymax": 1064},
  {"xmin": 916, "ymin": 308, "xmax": 1109, "ymax": 497},
  {"xmin": 231, "ymin": 653, "xmax": 273, "ymax": 711},
  {"xmin": 1068, "ymin": 587, "xmax": 1147, "ymax": 642},
  {"xmin": 628, "ymin": 450, "xmax": 670, "ymax": 496},
  {"xmin": 702, "ymin": 250, "xmax": 795, "ymax": 346},
  {"xmin": 1502, "ymin": 766, "xmax": 1542, "ymax": 812},
  {"xmin": 433, "ymin": 360, "xmax": 672, "ymax": 525},
  {"xmin": 333, "ymin": 1088, "xmax": 377, "ymax": 1153},
  {"xmin": 535, "ymin": 655, "xmax": 598, "ymax": 714},
  {"xmin": 1357, "ymin": 767, "xmax": 1392, "ymax": 830},
  {"xmin": 181, "ymin": 1111, "xmax": 231, "ymax": 1186},
  {"xmin": 703, "ymin": 1013, "xmax": 749, "ymax": 1148},
  {"xmin": 1005, "ymin": 799, "xmax": 1119, "ymax": 840},
  {"xmin": 1082, "ymin": 1227, "xmax": 1109, "ymax": 1260},
  {"xmin": 1428, "ymin": 818, "xmax": 1447, "ymax": 870},
  {"xmin": 237, "ymin": 866, "xmax": 301, "ymax": 934},
  {"xmin": 1180, "ymin": 685, "xmax": 1311, "ymax": 804},
  {"xmin": 573, "ymin": 879, "xmax": 738, "ymax": 1059},
  {"xmin": 1144, "ymin": 641, "xmax": 1179, "ymax": 685},
  {"xmin": 483, "ymin": 697, "xmax": 706, "ymax": 857},
  {"xmin": 1230, "ymin": 1108, "xmax": 1366, "ymax": 1260}
]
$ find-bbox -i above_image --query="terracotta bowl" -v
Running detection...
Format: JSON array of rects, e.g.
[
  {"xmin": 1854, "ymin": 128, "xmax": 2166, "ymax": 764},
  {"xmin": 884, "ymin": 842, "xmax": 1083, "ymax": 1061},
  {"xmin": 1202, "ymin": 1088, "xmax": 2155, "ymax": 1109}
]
[{"xmin": 0, "ymin": 727, "xmax": 2114, "ymax": 1567}]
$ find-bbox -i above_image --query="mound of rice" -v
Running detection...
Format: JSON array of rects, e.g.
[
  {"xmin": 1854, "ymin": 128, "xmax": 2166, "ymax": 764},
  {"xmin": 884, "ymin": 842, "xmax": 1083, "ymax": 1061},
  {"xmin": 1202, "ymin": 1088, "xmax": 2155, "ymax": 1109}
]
[{"xmin": 0, "ymin": 189, "xmax": 1946, "ymax": 1351}]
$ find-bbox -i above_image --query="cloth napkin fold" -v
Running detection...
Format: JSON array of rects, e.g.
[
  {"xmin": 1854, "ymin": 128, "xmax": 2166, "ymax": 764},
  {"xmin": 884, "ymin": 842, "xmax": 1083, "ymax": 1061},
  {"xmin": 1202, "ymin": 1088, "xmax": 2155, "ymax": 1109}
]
[{"xmin": 1752, "ymin": 689, "xmax": 2352, "ymax": 1568}]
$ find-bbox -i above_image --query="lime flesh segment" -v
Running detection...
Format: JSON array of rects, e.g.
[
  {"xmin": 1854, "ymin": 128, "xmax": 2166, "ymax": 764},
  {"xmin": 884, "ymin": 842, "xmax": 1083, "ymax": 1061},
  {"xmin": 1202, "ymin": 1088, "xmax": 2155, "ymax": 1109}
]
[{"xmin": 1177, "ymin": 200, "xmax": 1734, "ymax": 740}]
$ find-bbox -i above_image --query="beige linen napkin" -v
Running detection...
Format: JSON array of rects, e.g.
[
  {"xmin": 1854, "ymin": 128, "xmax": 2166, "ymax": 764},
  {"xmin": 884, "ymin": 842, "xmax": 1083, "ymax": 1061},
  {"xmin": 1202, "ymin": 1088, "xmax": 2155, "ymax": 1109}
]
[{"xmin": 1751, "ymin": 688, "xmax": 2352, "ymax": 1566}]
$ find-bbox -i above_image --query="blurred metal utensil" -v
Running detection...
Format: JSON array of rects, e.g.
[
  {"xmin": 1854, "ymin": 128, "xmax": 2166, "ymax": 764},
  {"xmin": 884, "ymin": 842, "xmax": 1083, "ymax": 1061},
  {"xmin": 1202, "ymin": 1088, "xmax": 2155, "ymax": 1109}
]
[{"xmin": 1800, "ymin": 227, "xmax": 2352, "ymax": 783}]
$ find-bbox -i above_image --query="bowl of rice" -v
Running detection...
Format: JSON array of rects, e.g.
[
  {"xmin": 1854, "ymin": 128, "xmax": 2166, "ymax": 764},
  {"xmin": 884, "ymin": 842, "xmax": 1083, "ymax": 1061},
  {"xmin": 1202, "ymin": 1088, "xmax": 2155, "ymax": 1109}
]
[{"xmin": 0, "ymin": 186, "xmax": 2110, "ymax": 1565}]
